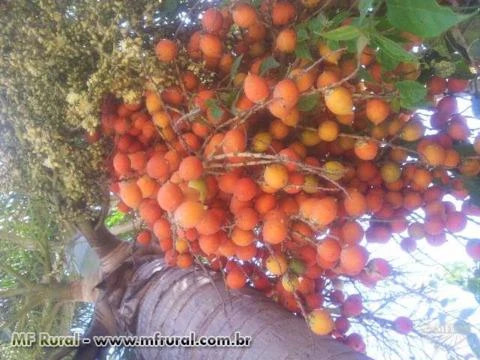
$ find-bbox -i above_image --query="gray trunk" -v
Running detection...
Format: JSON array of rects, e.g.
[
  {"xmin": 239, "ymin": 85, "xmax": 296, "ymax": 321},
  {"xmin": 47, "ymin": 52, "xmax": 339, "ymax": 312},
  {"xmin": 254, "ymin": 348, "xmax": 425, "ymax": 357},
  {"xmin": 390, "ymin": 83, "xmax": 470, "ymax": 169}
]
[
  {"xmin": 117, "ymin": 258, "xmax": 369, "ymax": 360},
  {"xmin": 78, "ymin": 225, "xmax": 370, "ymax": 360}
]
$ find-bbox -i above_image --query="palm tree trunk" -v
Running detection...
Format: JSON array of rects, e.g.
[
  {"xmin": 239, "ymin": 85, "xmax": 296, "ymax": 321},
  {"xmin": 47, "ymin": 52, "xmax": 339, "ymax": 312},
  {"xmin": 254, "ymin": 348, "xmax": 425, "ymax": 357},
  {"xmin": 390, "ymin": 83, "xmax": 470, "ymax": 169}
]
[
  {"xmin": 75, "ymin": 221, "xmax": 121, "ymax": 259},
  {"xmin": 129, "ymin": 260, "xmax": 369, "ymax": 360},
  {"xmin": 77, "ymin": 226, "xmax": 369, "ymax": 359},
  {"xmin": 68, "ymin": 276, "xmax": 99, "ymax": 303}
]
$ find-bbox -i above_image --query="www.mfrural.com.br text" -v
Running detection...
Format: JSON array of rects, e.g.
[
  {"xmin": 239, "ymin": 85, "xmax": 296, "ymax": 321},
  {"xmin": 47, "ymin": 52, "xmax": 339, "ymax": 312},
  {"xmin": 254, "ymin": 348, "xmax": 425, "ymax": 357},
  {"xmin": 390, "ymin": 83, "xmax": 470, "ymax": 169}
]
[{"xmin": 10, "ymin": 331, "xmax": 252, "ymax": 348}]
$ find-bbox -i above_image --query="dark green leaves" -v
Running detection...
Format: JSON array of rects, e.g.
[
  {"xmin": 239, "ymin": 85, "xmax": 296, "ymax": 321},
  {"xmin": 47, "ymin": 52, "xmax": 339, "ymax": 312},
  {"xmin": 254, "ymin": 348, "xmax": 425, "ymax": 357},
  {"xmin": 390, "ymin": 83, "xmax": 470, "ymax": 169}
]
[
  {"xmin": 297, "ymin": 94, "xmax": 319, "ymax": 112},
  {"xmin": 260, "ymin": 56, "xmax": 280, "ymax": 75},
  {"xmin": 395, "ymin": 80, "xmax": 427, "ymax": 109},
  {"xmin": 296, "ymin": 24, "xmax": 310, "ymax": 42},
  {"xmin": 295, "ymin": 42, "xmax": 313, "ymax": 61},
  {"xmin": 230, "ymin": 55, "xmax": 243, "ymax": 81},
  {"xmin": 322, "ymin": 25, "xmax": 361, "ymax": 41},
  {"xmin": 467, "ymin": 273, "xmax": 480, "ymax": 304},
  {"xmin": 357, "ymin": 67, "xmax": 373, "ymax": 82},
  {"xmin": 328, "ymin": 11, "xmax": 351, "ymax": 29},
  {"xmin": 161, "ymin": 0, "xmax": 177, "ymax": 14},
  {"xmin": 386, "ymin": 0, "xmax": 472, "ymax": 38},
  {"xmin": 356, "ymin": 35, "xmax": 369, "ymax": 57},
  {"xmin": 358, "ymin": 0, "xmax": 375, "ymax": 24},
  {"xmin": 308, "ymin": 13, "xmax": 327, "ymax": 36},
  {"xmin": 470, "ymin": 39, "xmax": 480, "ymax": 61},
  {"xmin": 307, "ymin": 12, "xmax": 351, "ymax": 38},
  {"xmin": 372, "ymin": 34, "xmax": 417, "ymax": 70},
  {"xmin": 390, "ymin": 97, "xmax": 401, "ymax": 113},
  {"xmin": 205, "ymin": 99, "xmax": 223, "ymax": 120},
  {"xmin": 326, "ymin": 39, "xmax": 341, "ymax": 51},
  {"xmin": 453, "ymin": 143, "xmax": 476, "ymax": 157},
  {"xmin": 462, "ymin": 176, "xmax": 480, "ymax": 207},
  {"xmin": 295, "ymin": 24, "xmax": 313, "ymax": 60},
  {"xmin": 296, "ymin": 11, "xmax": 365, "ymax": 58}
]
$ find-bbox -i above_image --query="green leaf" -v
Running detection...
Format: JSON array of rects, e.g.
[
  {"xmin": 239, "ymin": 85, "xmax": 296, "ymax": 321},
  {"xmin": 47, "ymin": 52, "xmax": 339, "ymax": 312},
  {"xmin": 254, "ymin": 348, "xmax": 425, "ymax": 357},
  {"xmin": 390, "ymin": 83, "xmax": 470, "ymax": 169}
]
[
  {"xmin": 298, "ymin": 94, "xmax": 319, "ymax": 112},
  {"xmin": 345, "ymin": 39, "xmax": 358, "ymax": 54},
  {"xmin": 386, "ymin": 0, "xmax": 473, "ymax": 38},
  {"xmin": 376, "ymin": 51, "xmax": 397, "ymax": 71},
  {"xmin": 322, "ymin": 25, "xmax": 361, "ymax": 41},
  {"xmin": 328, "ymin": 11, "xmax": 351, "ymax": 29},
  {"xmin": 375, "ymin": 17, "xmax": 396, "ymax": 32},
  {"xmin": 356, "ymin": 35, "xmax": 369, "ymax": 57},
  {"xmin": 452, "ymin": 56, "xmax": 474, "ymax": 79},
  {"xmin": 308, "ymin": 13, "xmax": 327, "ymax": 36},
  {"xmin": 219, "ymin": 91, "xmax": 234, "ymax": 106},
  {"xmin": 390, "ymin": 97, "xmax": 401, "ymax": 112},
  {"xmin": 470, "ymin": 39, "xmax": 480, "ymax": 61},
  {"xmin": 358, "ymin": 0, "xmax": 375, "ymax": 24},
  {"xmin": 373, "ymin": 34, "xmax": 416, "ymax": 70},
  {"xmin": 357, "ymin": 67, "xmax": 373, "ymax": 82},
  {"xmin": 289, "ymin": 259, "xmax": 306, "ymax": 275},
  {"xmin": 162, "ymin": 0, "xmax": 178, "ymax": 13},
  {"xmin": 326, "ymin": 39, "xmax": 341, "ymax": 51},
  {"xmin": 396, "ymin": 80, "xmax": 427, "ymax": 109},
  {"xmin": 260, "ymin": 56, "xmax": 280, "ymax": 75},
  {"xmin": 105, "ymin": 209, "xmax": 126, "ymax": 228},
  {"xmin": 426, "ymin": 37, "xmax": 451, "ymax": 58},
  {"xmin": 295, "ymin": 42, "xmax": 313, "ymax": 61},
  {"xmin": 467, "ymin": 272, "xmax": 480, "ymax": 303},
  {"xmin": 296, "ymin": 24, "xmax": 310, "ymax": 42},
  {"xmin": 463, "ymin": 176, "xmax": 480, "ymax": 207},
  {"xmin": 230, "ymin": 54, "xmax": 244, "ymax": 81},
  {"xmin": 453, "ymin": 143, "xmax": 476, "ymax": 157},
  {"xmin": 229, "ymin": 89, "xmax": 243, "ymax": 114},
  {"xmin": 374, "ymin": 35, "xmax": 416, "ymax": 61},
  {"xmin": 205, "ymin": 99, "xmax": 223, "ymax": 120}
]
